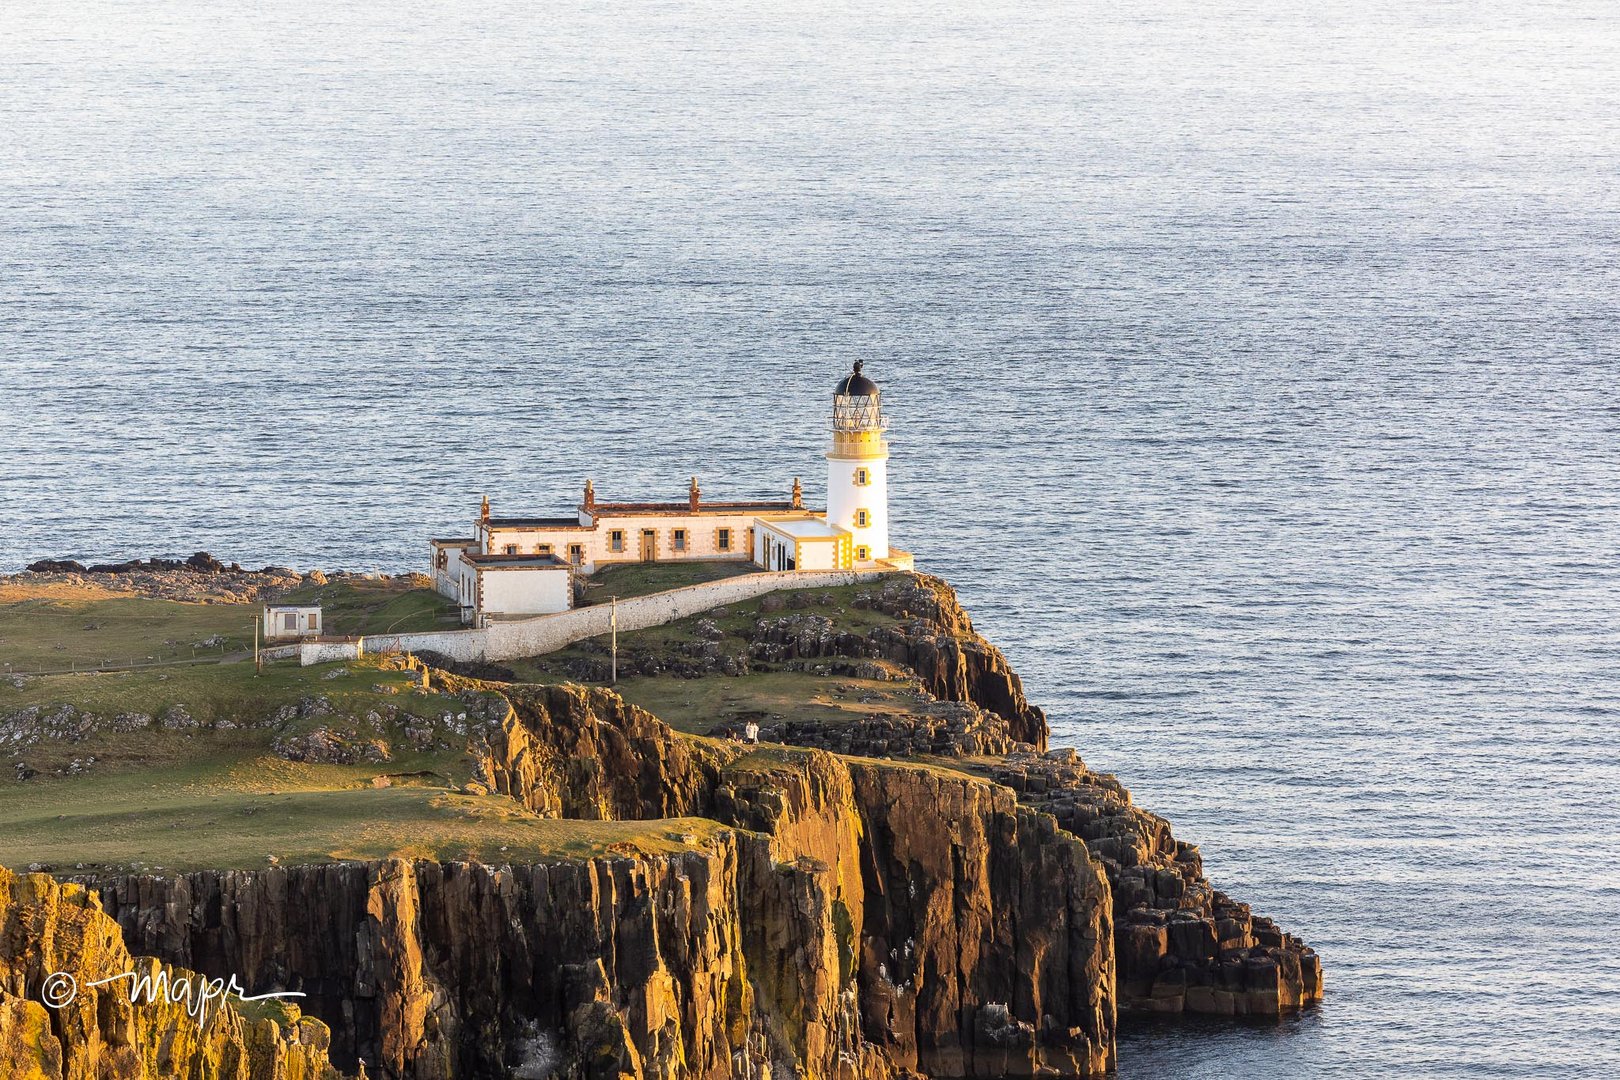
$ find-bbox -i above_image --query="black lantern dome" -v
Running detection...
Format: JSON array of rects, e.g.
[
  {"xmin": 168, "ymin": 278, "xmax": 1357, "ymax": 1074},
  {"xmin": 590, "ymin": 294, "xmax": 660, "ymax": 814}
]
[{"xmin": 835, "ymin": 361, "xmax": 880, "ymax": 398}]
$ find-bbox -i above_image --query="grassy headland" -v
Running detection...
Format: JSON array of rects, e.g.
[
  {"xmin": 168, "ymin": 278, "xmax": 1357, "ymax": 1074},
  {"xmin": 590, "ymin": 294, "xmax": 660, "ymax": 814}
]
[{"xmin": 0, "ymin": 569, "xmax": 921, "ymax": 872}]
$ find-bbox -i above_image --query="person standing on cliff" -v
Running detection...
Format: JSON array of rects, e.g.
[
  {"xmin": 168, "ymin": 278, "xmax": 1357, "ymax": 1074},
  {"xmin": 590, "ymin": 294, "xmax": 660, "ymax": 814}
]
[{"xmin": 744, "ymin": 721, "xmax": 760, "ymax": 744}]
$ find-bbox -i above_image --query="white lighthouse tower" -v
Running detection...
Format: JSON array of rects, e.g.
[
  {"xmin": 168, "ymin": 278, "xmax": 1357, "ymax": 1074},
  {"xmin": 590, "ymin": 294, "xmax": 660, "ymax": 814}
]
[{"xmin": 826, "ymin": 361, "xmax": 890, "ymax": 564}]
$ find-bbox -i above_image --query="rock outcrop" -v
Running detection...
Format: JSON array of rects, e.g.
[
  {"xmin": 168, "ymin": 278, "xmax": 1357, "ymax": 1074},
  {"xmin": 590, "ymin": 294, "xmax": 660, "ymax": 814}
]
[
  {"xmin": 0, "ymin": 865, "xmax": 343, "ymax": 1079},
  {"xmin": 709, "ymin": 699, "xmax": 1019, "ymax": 759},
  {"xmin": 527, "ymin": 574, "xmax": 1048, "ymax": 749},
  {"xmin": 471, "ymin": 681, "xmax": 727, "ymax": 820},
  {"xmin": 749, "ymin": 576, "xmax": 1048, "ymax": 748},
  {"xmin": 990, "ymin": 750, "xmax": 1321, "ymax": 1016},
  {"xmin": 8, "ymin": 570, "xmax": 1319, "ymax": 1077},
  {"xmin": 93, "ymin": 684, "xmax": 1118, "ymax": 1079},
  {"xmin": 6, "ymin": 558, "xmax": 433, "ymax": 605}
]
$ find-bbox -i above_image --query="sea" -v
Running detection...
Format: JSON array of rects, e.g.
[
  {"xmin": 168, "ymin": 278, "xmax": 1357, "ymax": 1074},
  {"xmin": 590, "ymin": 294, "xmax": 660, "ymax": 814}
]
[{"xmin": 2, "ymin": 1, "xmax": 1616, "ymax": 1076}]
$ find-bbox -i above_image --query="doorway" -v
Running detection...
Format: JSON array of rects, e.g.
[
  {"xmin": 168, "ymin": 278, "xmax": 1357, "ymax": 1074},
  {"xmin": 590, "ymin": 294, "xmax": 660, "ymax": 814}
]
[{"xmin": 640, "ymin": 529, "xmax": 657, "ymax": 561}]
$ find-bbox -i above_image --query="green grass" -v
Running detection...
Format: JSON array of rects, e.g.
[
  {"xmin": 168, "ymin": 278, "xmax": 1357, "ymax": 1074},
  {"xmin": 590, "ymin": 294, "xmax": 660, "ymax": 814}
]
[
  {"xmin": 0, "ymin": 594, "xmax": 257, "ymax": 673},
  {"xmin": 578, "ymin": 560, "xmax": 758, "ymax": 605},
  {"xmin": 0, "ymin": 658, "xmax": 452, "ymax": 734},
  {"xmin": 610, "ymin": 669, "xmax": 925, "ymax": 734},
  {"xmin": 510, "ymin": 579, "xmax": 902, "ymax": 677},
  {"xmin": 0, "ymin": 571, "xmax": 945, "ymax": 876},
  {"xmin": 502, "ymin": 578, "xmax": 911, "ymax": 737},
  {"xmin": 274, "ymin": 577, "xmax": 459, "ymax": 635},
  {"xmin": 0, "ymin": 578, "xmax": 457, "ymax": 676},
  {"xmin": 722, "ymin": 744, "xmax": 823, "ymax": 777},
  {"xmin": 0, "ymin": 745, "xmax": 729, "ymax": 872}
]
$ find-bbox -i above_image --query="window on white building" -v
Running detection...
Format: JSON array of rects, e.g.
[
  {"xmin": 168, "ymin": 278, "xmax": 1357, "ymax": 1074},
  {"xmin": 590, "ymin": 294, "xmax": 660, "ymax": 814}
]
[
  {"xmin": 673, "ymin": 529, "xmax": 687, "ymax": 552},
  {"xmin": 717, "ymin": 528, "xmax": 731, "ymax": 551},
  {"xmin": 856, "ymin": 509, "xmax": 870, "ymax": 528},
  {"xmin": 537, "ymin": 544, "xmax": 553, "ymax": 557},
  {"xmin": 283, "ymin": 613, "xmax": 297, "ymax": 631},
  {"xmin": 857, "ymin": 546, "xmax": 870, "ymax": 561},
  {"xmin": 504, "ymin": 544, "xmax": 518, "ymax": 555},
  {"xmin": 568, "ymin": 544, "xmax": 584, "ymax": 564},
  {"xmin": 609, "ymin": 530, "xmax": 624, "ymax": 553},
  {"xmin": 856, "ymin": 468, "xmax": 870, "ymax": 485}
]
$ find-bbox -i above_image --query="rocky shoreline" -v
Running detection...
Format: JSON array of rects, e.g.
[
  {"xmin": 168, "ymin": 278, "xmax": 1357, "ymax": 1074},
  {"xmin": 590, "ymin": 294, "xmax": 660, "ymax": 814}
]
[{"xmin": 8, "ymin": 552, "xmax": 428, "ymax": 605}]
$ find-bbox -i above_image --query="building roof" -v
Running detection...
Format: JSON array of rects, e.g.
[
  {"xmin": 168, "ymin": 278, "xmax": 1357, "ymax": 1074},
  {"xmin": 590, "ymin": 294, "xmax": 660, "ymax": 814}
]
[
  {"xmin": 485, "ymin": 517, "xmax": 587, "ymax": 529},
  {"xmin": 460, "ymin": 552, "xmax": 572, "ymax": 569},
  {"xmin": 761, "ymin": 517, "xmax": 849, "ymax": 540},
  {"xmin": 835, "ymin": 360, "xmax": 880, "ymax": 398},
  {"xmin": 589, "ymin": 501, "xmax": 795, "ymax": 516},
  {"xmin": 430, "ymin": 537, "xmax": 477, "ymax": 546}
]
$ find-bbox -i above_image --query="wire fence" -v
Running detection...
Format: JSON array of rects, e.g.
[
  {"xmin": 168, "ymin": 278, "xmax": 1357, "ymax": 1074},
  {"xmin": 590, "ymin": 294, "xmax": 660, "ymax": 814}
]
[{"xmin": 2, "ymin": 641, "xmax": 250, "ymax": 679}]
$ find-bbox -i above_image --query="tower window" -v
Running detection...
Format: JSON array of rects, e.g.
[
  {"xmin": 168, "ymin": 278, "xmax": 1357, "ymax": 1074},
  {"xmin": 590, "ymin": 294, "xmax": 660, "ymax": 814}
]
[
  {"xmin": 717, "ymin": 528, "xmax": 732, "ymax": 551},
  {"xmin": 673, "ymin": 529, "xmax": 688, "ymax": 552},
  {"xmin": 856, "ymin": 468, "xmax": 870, "ymax": 486},
  {"xmin": 856, "ymin": 510, "xmax": 870, "ymax": 528},
  {"xmin": 856, "ymin": 546, "xmax": 870, "ymax": 562},
  {"xmin": 609, "ymin": 530, "xmax": 625, "ymax": 553}
]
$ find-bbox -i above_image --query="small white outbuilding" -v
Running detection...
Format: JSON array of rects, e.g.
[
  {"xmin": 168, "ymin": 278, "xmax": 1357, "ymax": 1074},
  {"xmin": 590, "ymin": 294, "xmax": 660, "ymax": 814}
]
[{"xmin": 263, "ymin": 604, "xmax": 323, "ymax": 640}]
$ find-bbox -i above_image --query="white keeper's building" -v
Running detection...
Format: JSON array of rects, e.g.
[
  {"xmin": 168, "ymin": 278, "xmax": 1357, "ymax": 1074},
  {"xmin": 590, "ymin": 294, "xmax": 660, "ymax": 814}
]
[{"xmin": 429, "ymin": 362, "xmax": 913, "ymax": 624}]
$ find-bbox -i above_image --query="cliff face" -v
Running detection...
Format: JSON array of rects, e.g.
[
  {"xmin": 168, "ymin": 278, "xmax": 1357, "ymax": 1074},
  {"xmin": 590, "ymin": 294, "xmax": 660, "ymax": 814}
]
[
  {"xmin": 843, "ymin": 764, "xmax": 1113, "ymax": 1077},
  {"xmin": 10, "ymin": 570, "xmax": 1319, "ymax": 1077},
  {"xmin": 990, "ymin": 751, "xmax": 1322, "ymax": 1017},
  {"xmin": 95, "ymin": 684, "xmax": 1117, "ymax": 1079},
  {"xmin": 103, "ymin": 852, "xmax": 752, "ymax": 1078},
  {"xmin": 470, "ymin": 680, "xmax": 725, "ymax": 819},
  {"xmin": 0, "ymin": 866, "xmax": 342, "ymax": 1080}
]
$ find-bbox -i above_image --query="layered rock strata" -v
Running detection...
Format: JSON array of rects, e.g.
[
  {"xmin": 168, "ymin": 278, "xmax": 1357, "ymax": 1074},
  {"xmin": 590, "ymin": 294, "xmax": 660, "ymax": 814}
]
[
  {"xmin": 9, "ymin": 570, "xmax": 1320, "ymax": 1077},
  {"xmin": 988, "ymin": 751, "xmax": 1321, "ymax": 1016},
  {"xmin": 96, "ymin": 684, "xmax": 1117, "ymax": 1078}
]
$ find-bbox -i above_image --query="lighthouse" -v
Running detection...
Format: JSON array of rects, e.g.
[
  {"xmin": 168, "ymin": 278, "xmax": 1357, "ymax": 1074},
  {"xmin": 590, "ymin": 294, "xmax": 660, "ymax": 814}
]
[
  {"xmin": 431, "ymin": 360, "xmax": 912, "ymax": 620},
  {"xmin": 827, "ymin": 361, "xmax": 890, "ymax": 564}
]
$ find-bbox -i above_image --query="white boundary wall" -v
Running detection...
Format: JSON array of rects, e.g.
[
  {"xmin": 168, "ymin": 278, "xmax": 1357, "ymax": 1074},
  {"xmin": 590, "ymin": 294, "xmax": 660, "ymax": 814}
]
[{"xmin": 300, "ymin": 568, "xmax": 890, "ymax": 666}]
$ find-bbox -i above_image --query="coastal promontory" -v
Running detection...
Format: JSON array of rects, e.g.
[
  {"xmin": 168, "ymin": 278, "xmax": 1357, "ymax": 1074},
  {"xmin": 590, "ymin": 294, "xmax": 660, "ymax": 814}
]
[{"xmin": 0, "ymin": 562, "xmax": 1319, "ymax": 1077}]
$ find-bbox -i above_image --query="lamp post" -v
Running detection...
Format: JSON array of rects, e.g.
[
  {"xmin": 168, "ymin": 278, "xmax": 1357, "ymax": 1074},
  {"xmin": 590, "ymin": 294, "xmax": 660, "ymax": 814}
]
[{"xmin": 610, "ymin": 595, "xmax": 618, "ymax": 686}]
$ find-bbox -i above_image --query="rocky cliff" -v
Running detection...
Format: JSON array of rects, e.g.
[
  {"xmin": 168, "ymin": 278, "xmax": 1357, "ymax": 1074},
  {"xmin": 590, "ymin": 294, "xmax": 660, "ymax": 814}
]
[
  {"xmin": 748, "ymin": 576, "xmax": 1048, "ymax": 748},
  {"xmin": 5, "ymin": 570, "xmax": 1319, "ymax": 1077},
  {"xmin": 722, "ymin": 577, "xmax": 1322, "ymax": 1018},
  {"xmin": 0, "ymin": 866, "xmax": 343, "ymax": 1080},
  {"xmin": 96, "ymin": 683, "xmax": 1116, "ymax": 1078},
  {"xmin": 987, "ymin": 752, "xmax": 1321, "ymax": 1016}
]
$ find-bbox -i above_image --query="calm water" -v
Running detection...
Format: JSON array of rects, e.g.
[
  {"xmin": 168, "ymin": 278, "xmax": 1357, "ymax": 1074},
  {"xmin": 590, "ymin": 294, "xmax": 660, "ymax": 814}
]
[{"xmin": 3, "ymin": 1, "xmax": 1618, "ymax": 1075}]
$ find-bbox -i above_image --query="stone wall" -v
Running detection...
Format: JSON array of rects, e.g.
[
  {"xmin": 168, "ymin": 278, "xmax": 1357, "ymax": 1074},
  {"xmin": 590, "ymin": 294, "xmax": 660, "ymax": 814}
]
[
  {"xmin": 298, "ymin": 641, "xmax": 363, "ymax": 666},
  {"xmin": 299, "ymin": 568, "xmax": 891, "ymax": 667}
]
